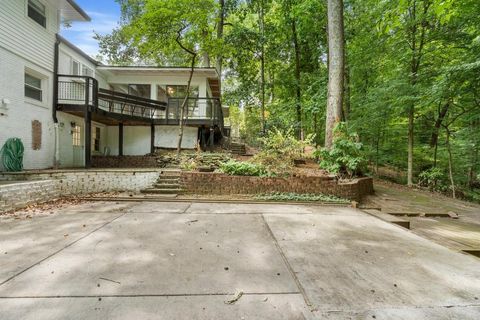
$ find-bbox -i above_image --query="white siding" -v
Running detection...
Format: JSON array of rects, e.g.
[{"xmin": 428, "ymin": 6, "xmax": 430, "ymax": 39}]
[
  {"xmin": 104, "ymin": 125, "xmax": 197, "ymax": 155},
  {"xmin": 58, "ymin": 44, "xmax": 97, "ymax": 76},
  {"xmin": 0, "ymin": 47, "xmax": 55, "ymax": 170},
  {"xmin": 0, "ymin": 0, "xmax": 58, "ymax": 72},
  {"xmin": 56, "ymin": 112, "xmax": 107, "ymax": 167},
  {"xmin": 155, "ymin": 126, "xmax": 197, "ymax": 149}
]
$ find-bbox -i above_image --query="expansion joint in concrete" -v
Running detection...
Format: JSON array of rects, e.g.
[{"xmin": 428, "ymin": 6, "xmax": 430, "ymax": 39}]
[
  {"xmin": 260, "ymin": 214, "xmax": 314, "ymax": 310},
  {"xmin": 0, "ymin": 212, "xmax": 128, "ymax": 287}
]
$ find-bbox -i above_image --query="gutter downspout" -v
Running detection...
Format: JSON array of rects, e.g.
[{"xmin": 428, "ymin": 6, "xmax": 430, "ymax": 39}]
[{"xmin": 53, "ymin": 35, "xmax": 60, "ymax": 168}]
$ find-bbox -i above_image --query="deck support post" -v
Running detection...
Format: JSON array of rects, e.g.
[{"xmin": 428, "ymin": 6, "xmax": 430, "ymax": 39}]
[
  {"xmin": 150, "ymin": 123, "xmax": 155, "ymax": 154},
  {"xmin": 119, "ymin": 123, "xmax": 124, "ymax": 156},
  {"xmin": 84, "ymin": 78, "xmax": 92, "ymax": 169}
]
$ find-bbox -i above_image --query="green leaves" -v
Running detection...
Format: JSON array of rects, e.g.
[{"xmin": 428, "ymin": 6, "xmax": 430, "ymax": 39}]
[
  {"xmin": 219, "ymin": 160, "xmax": 268, "ymax": 176},
  {"xmin": 316, "ymin": 123, "xmax": 366, "ymax": 178}
]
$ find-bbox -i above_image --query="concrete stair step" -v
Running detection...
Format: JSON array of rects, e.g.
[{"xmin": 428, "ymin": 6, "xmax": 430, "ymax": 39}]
[
  {"xmin": 157, "ymin": 178, "xmax": 180, "ymax": 183},
  {"xmin": 154, "ymin": 183, "xmax": 181, "ymax": 189},
  {"xmin": 141, "ymin": 188, "xmax": 183, "ymax": 194}
]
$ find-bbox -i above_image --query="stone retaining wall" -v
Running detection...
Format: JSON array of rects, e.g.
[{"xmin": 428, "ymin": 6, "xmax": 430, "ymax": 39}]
[
  {"xmin": 0, "ymin": 180, "xmax": 58, "ymax": 213},
  {"xmin": 181, "ymin": 172, "xmax": 373, "ymax": 201},
  {"xmin": 0, "ymin": 169, "xmax": 160, "ymax": 212}
]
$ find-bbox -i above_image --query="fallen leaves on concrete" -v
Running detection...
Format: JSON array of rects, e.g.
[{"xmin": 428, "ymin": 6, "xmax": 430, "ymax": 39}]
[{"xmin": 224, "ymin": 291, "xmax": 243, "ymax": 305}]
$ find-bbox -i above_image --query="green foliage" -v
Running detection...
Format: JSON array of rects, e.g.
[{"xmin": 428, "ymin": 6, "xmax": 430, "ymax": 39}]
[
  {"xmin": 255, "ymin": 192, "xmax": 348, "ymax": 203},
  {"xmin": 0, "ymin": 138, "xmax": 24, "ymax": 172},
  {"xmin": 219, "ymin": 160, "xmax": 267, "ymax": 176},
  {"xmin": 315, "ymin": 123, "xmax": 366, "ymax": 178},
  {"xmin": 252, "ymin": 127, "xmax": 313, "ymax": 176},
  {"xmin": 418, "ymin": 167, "xmax": 448, "ymax": 192}
]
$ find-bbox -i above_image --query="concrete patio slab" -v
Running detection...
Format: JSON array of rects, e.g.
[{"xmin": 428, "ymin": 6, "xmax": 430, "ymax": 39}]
[
  {"xmin": 1, "ymin": 201, "xmax": 479, "ymax": 319},
  {"xmin": 0, "ymin": 212, "xmax": 297, "ymax": 296},
  {"xmin": 124, "ymin": 201, "xmax": 192, "ymax": 214},
  {"xmin": 0, "ymin": 294, "xmax": 310, "ymax": 320},
  {"xmin": 185, "ymin": 202, "xmax": 361, "ymax": 215},
  {"xmin": 0, "ymin": 209, "xmax": 123, "ymax": 285},
  {"xmin": 264, "ymin": 212, "xmax": 480, "ymax": 316}
]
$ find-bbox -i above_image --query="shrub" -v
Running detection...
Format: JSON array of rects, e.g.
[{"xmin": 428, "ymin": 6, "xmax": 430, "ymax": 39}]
[
  {"xmin": 418, "ymin": 167, "xmax": 447, "ymax": 191},
  {"xmin": 219, "ymin": 160, "xmax": 267, "ymax": 176},
  {"xmin": 315, "ymin": 123, "xmax": 366, "ymax": 179},
  {"xmin": 252, "ymin": 127, "xmax": 313, "ymax": 176}
]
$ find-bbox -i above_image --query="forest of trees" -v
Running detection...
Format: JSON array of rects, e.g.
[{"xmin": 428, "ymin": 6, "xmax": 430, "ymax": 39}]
[{"xmin": 97, "ymin": 0, "xmax": 480, "ymax": 200}]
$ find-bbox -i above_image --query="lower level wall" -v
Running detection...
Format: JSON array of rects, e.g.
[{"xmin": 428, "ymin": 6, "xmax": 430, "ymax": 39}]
[
  {"xmin": 92, "ymin": 156, "xmax": 159, "ymax": 168},
  {"xmin": 0, "ymin": 169, "xmax": 160, "ymax": 212},
  {"xmin": 180, "ymin": 172, "xmax": 374, "ymax": 201}
]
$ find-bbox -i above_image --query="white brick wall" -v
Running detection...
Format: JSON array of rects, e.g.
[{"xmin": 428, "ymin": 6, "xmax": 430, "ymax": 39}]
[
  {"xmin": 0, "ymin": 48, "xmax": 55, "ymax": 170},
  {"xmin": 0, "ymin": 169, "xmax": 161, "ymax": 213}
]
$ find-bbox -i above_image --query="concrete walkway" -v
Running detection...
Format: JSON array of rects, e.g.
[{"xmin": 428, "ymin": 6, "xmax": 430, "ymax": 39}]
[{"xmin": 0, "ymin": 201, "xmax": 479, "ymax": 319}]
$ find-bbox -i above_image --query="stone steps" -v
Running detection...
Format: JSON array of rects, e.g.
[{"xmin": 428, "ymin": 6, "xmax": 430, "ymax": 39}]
[
  {"xmin": 154, "ymin": 183, "xmax": 180, "ymax": 189},
  {"xmin": 141, "ymin": 188, "xmax": 183, "ymax": 194},
  {"xmin": 230, "ymin": 143, "xmax": 246, "ymax": 155},
  {"xmin": 141, "ymin": 170, "xmax": 183, "ymax": 196}
]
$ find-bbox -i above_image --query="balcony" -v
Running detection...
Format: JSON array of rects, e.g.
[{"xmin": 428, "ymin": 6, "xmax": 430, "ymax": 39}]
[{"xmin": 56, "ymin": 75, "xmax": 223, "ymax": 127}]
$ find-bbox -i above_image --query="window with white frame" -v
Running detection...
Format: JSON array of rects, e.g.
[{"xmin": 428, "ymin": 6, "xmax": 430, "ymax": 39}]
[
  {"xmin": 25, "ymin": 72, "xmax": 43, "ymax": 101},
  {"xmin": 28, "ymin": 0, "xmax": 46, "ymax": 28},
  {"xmin": 82, "ymin": 65, "xmax": 94, "ymax": 77},
  {"xmin": 72, "ymin": 125, "xmax": 81, "ymax": 146},
  {"xmin": 72, "ymin": 60, "xmax": 81, "ymax": 75}
]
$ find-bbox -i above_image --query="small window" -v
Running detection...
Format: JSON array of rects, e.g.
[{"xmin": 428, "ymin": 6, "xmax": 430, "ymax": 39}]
[
  {"xmin": 128, "ymin": 84, "xmax": 151, "ymax": 99},
  {"xmin": 25, "ymin": 73, "xmax": 43, "ymax": 101},
  {"xmin": 93, "ymin": 127, "xmax": 101, "ymax": 152},
  {"xmin": 82, "ymin": 65, "xmax": 94, "ymax": 77},
  {"xmin": 72, "ymin": 125, "xmax": 81, "ymax": 146},
  {"xmin": 72, "ymin": 60, "xmax": 80, "ymax": 75},
  {"xmin": 28, "ymin": 0, "xmax": 46, "ymax": 28}
]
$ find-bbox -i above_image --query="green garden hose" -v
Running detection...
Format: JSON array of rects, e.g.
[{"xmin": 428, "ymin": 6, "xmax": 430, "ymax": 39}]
[{"xmin": 0, "ymin": 138, "xmax": 24, "ymax": 172}]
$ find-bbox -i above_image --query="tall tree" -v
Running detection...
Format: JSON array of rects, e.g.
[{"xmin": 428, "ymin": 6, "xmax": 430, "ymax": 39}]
[{"xmin": 325, "ymin": 0, "xmax": 345, "ymax": 148}]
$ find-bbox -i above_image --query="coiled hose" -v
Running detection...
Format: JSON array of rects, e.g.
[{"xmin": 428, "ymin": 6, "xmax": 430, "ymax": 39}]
[{"xmin": 0, "ymin": 138, "xmax": 24, "ymax": 172}]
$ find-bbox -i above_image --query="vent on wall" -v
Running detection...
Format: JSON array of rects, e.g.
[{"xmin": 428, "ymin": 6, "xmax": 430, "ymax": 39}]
[{"xmin": 32, "ymin": 120, "xmax": 42, "ymax": 150}]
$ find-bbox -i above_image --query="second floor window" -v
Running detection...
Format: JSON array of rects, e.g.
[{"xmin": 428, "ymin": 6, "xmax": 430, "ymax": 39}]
[
  {"xmin": 72, "ymin": 60, "xmax": 80, "ymax": 75},
  {"xmin": 28, "ymin": 0, "xmax": 46, "ymax": 28},
  {"xmin": 25, "ymin": 73, "xmax": 43, "ymax": 101},
  {"xmin": 82, "ymin": 65, "xmax": 94, "ymax": 77}
]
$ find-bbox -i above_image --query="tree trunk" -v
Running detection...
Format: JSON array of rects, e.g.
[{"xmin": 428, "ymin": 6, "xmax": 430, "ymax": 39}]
[
  {"xmin": 325, "ymin": 0, "xmax": 345, "ymax": 149},
  {"xmin": 216, "ymin": 0, "xmax": 224, "ymax": 89},
  {"xmin": 291, "ymin": 17, "xmax": 303, "ymax": 140},
  {"xmin": 176, "ymin": 54, "xmax": 197, "ymax": 158},
  {"xmin": 446, "ymin": 129, "xmax": 455, "ymax": 198},
  {"xmin": 343, "ymin": 56, "xmax": 351, "ymax": 121},
  {"xmin": 407, "ymin": 103, "xmax": 414, "ymax": 185},
  {"xmin": 259, "ymin": 0, "xmax": 266, "ymax": 134}
]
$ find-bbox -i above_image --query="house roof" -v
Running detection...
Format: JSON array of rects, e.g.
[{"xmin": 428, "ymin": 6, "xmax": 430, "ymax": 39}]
[
  {"xmin": 96, "ymin": 66, "xmax": 219, "ymax": 78},
  {"xmin": 58, "ymin": 0, "xmax": 91, "ymax": 22}
]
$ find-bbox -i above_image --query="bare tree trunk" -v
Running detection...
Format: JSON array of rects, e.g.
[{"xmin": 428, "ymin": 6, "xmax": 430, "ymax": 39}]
[
  {"xmin": 325, "ymin": 0, "xmax": 345, "ymax": 149},
  {"xmin": 407, "ymin": 103, "xmax": 414, "ymax": 185},
  {"xmin": 446, "ymin": 128, "xmax": 455, "ymax": 198},
  {"xmin": 291, "ymin": 16, "xmax": 303, "ymax": 140},
  {"xmin": 406, "ymin": 0, "xmax": 430, "ymax": 186},
  {"xmin": 259, "ymin": 0, "xmax": 266, "ymax": 134},
  {"xmin": 216, "ymin": 0, "xmax": 225, "ymax": 88},
  {"xmin": 176, "ymin": 54, "xmax": 197, "ymax": 158},
  {"xmin": 343, "ymin": 57, "xmax": 351, "ymax": 121}
]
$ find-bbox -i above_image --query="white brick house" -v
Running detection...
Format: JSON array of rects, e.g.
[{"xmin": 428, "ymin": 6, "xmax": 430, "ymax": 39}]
[{"xmin": 0, "ymin": 0, "xmax": 224, "ymax": 170}]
